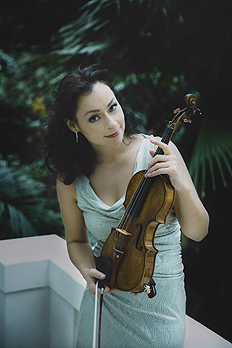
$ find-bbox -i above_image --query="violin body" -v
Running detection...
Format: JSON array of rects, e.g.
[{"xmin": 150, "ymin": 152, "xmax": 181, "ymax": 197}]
[
  {"xmin": 101, "ymin": 171, "xmax": 175, "ymax": 293},
  {"xmin": 100, "ymin": 93, "xmax": 200, "ymax": 296}
]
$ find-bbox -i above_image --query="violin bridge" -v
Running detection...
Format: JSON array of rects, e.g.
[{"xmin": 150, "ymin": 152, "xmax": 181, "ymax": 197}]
[{"xmin": 115, "ymin": 228, "xmax": 132, "ymax": 236}]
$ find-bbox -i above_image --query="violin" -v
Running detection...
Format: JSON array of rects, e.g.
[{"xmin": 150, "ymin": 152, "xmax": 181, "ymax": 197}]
[{"xmin": 98, "ymin": 94, "xmax": 201, "ymax": 297}]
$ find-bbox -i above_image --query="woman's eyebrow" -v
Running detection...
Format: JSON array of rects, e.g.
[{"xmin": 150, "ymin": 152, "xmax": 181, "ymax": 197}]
[
  {"xmin": 84, "ymin": 108, "xmax": 100, "ymax": 116},
  {"xmin": 84, "ymin": 98, "xmax": 115, "ymax": 116},
  {"xmin": 107, "ymin": 97, "xmax": 115, "ymax": 107}
]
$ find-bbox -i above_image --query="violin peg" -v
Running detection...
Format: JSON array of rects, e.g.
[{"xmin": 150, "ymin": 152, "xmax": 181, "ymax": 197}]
[
  {"xmin": 173, "ymin": 108, "xmax": 181, "ymax": 115},
  {"xmin": 194, "ymin": 108, "xmax": 201, "ymax": 115},
  {"xmin": 184, "ymin": 118, "xmax": 192, "ymax": 123}
]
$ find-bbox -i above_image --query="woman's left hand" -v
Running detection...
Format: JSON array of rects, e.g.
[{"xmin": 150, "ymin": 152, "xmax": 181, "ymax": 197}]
[
  {"xmin": 145, "ymin": 138, "xmax": 186, "ymax": 193},
  {"xmin": 144, "ymin": 136, "xmax": 209, "ymax": 242}
]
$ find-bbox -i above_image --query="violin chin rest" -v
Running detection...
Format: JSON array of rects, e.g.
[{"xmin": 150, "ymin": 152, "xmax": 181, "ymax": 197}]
[{"xmin": 95, "ymin": 256, "xmax": 112, "ymax": 287}]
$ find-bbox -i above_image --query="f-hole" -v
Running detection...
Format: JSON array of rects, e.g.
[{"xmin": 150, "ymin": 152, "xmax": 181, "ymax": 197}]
[{"xmin": 136, "ymin": 223, "xmax": 143, "ymax": 251}]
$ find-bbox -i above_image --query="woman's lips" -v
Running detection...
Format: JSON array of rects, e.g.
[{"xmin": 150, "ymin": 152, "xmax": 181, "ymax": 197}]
[{"xmin": 105, "ymin": 130, "xmax": 120, "ymax": 138}]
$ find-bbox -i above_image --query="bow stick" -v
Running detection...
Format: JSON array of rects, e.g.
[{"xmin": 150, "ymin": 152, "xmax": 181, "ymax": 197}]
[{"xmin": 92, "ymin": 257, "xmax": 112, "ymax": 348}]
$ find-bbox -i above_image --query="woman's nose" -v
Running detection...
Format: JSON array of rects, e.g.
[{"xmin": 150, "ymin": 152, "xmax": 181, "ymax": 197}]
[{"xmin": 104, "ymin": 114, "xmax": 117, "ymax": 128}]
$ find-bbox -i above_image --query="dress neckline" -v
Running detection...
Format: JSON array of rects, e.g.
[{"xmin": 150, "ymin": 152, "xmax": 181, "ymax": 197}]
[{"xmin": 85, "ymin": 136, "xmax": 147, "ymax": 208}]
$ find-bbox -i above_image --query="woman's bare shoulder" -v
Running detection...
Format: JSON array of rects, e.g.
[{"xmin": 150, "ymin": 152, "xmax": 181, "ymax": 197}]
[{"xmin": 56, "ymin": 178, "xmax": 77, "ymax": 201}]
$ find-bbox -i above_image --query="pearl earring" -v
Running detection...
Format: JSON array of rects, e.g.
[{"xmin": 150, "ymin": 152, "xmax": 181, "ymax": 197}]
[{"xmin": 75, "ymin": 131, "xmax": 79, "ymax": 143}]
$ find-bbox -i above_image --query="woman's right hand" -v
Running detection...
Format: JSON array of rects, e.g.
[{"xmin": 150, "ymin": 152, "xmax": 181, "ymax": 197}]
[
  {"xmin": 85, "ymin": 268, "xmax": 110, "ymax": 297},
  {"xmin": 85, "ymin": 267, "xmax": 122, "ymax": 296}
]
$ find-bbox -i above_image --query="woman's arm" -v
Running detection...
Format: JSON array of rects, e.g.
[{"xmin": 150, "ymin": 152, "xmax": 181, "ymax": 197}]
[
  {"xmin": 145, "ymin": 138, "xmax": 209, "ymax": 241},
  {"xmin": 56, "ymin": 179, "xmax": 107, "ymax": 295}
]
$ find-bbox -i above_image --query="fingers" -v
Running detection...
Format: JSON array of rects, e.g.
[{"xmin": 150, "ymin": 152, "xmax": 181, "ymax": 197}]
[
  {"xmin": 150, "ymin": 138, "xmax": 171, "ymax": 155},
  {"xmin": 146, "ymin": 154, "xmax": 177, "ymax": 176},
  {"xmin": 145, "ymin": 139, "xmax": 177, "ymax": 178},
  {"xmin": 145, "ymin": 161, "xmax": 177, "ymax": 178},
  {"xmin": 89, "ymin": 268, "xmax": 106, "ymax": 281},
  {"xmin": 88, "ymin": 269, "xmax": 121, "ymax": 296},
  {"xmin": 94, "ymin": 284, "xmax": 111, "ymax": 297},
  {"xmin": 88, "ymin": 268, "xmax": 111, "ymax": 297}
]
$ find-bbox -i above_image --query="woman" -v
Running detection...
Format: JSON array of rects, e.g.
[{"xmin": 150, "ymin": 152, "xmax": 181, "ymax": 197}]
[{"xmin": 45, "ymin": 64, "xmax": 209, "ymax": 348}]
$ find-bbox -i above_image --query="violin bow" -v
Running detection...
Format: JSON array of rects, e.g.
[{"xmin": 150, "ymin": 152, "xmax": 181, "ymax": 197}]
[
  {"xmin": 93, "ymin": 256, "xmax": 112, "ymax": 348},
  {"xmin": 92, "ymin": 281, "xmax": 98, "ymax": 348}
]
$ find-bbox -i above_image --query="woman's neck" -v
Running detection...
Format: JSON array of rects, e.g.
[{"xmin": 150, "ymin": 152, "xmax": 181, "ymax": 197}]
[{"xmin": 93, "ymin": 136, "xmax": 133, "ymax": 164}]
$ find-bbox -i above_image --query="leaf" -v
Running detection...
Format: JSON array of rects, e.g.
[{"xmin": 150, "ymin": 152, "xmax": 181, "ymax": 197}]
[
  {"xmin": 189, "ymin": 119, "xmax": 232, "ymax": 196},
  {"xmin": 0, "ymin": 202, "xmax": 4, "ymax": 220},
  {"xmin": 8, "ymin": 204, "xmax": 36, "ymax": 237},
  {"xmin": 0, "ymin": 161, "xmax": 62, "ymax": 238}
]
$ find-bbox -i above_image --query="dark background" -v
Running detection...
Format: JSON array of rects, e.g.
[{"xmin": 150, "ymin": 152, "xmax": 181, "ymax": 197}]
[{"xmin": 0, "ymin": 0, "xmax": 232, "ymax": 342}]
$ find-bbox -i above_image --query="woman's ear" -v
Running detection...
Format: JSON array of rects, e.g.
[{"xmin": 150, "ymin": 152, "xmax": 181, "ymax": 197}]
[{"xmin": 65, "ymin": 119, "xmax": 80, "ymax": 133}]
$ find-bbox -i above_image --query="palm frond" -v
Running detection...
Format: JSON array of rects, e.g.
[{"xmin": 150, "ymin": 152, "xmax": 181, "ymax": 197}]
[
  {"xmin": 189, "ymin": 119, "xmax": 232, "ymax": 196},
  {"xmin": 0, "ymin": 161, "xmax": 62, "ymax": 238},
  {"xmin": 0, "ymin": 201, "xmax": 4, "ymax": 220},
  {"xmin": 8, "ymin": 204, "xmax": 36, "ymax": 237}
]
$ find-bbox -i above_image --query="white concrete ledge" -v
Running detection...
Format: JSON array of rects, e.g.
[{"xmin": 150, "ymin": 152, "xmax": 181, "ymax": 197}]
[
  {"xmin": 184, "ymin": 316, "xmax": 231, "ymax": 348},
  {"xmin": 0, "ymin": 235, "xmax": 231, "ymax": 348},
  {"xmin": 0, "ymin": 234, "xmax": 86, "ymax": 309},
  {"xmin": 0, "ymin": 235, "xmax": 86, "ymax": 348}
]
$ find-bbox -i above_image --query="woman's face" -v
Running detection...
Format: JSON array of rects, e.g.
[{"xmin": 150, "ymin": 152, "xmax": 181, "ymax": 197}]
[{"xmin": 73, "ymin": 82, "xmax": 125, "ymax": 151}]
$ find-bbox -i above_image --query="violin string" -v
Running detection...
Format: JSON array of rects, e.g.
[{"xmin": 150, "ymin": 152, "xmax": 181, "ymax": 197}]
[
  {"xmin": 118, "ymin": 126, "xmax": 174, "ymax": 231},
  {"xmin": 124, "ymin": 127, "xmax": 172, "ymax": 219},
  {"xmin": 119, "ymin": 148, "xmax": 165, "ymax": 229},
  {"xmin": 115, "ymin": 125, "xmax": 174, "ymax": 253},
  {"xmin": 114, "ymin": 126, "xmax": 174, "ymax": 257}
]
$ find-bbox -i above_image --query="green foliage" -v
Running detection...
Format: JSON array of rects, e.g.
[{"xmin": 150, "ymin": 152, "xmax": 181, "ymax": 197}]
[
  {"xmin": 189, "ymin": 120, "xmax": 232, "ymax": 196},
  {"xmin": 1, "ymin": 0, "xmax": 232, "ymax": 228},
  {"xmin": 52, "ymin": 0, "xmax": 232, "ymax": 196},
  {"xmin": 1, "ymin": 0, "xmax": 232, "ymax": 341},
  {"xmin": 0, "ymin": 160, "xmax": 63, "ymax": 239}
]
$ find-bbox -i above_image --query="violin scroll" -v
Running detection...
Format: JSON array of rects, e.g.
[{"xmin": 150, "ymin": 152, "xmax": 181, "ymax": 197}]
[
  {"xmin": 170, "ymin": 93, "xmax": 201, "ymax": 133},
  {"xmin": 184, "ymin": 94, "xmax": 198, "ymax": 108}
]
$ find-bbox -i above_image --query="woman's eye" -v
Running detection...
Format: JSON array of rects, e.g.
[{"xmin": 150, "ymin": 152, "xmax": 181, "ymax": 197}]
[
  {"xmin": 89, "ymin": 115, "xmax": 100, "ymax": 123},
  {"xmin": 109, "ymin": 103, "xmax": 117, "ymax": 112}
]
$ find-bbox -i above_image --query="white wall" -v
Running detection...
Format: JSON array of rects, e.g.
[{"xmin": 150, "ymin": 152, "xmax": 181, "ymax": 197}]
[
  {"xmin": 0, "ymin": 235, "xmax": 231, "ymax": 348},
  {"xmin": 0, "ymin": 235, "xmax": 85, "ymax": 348}
]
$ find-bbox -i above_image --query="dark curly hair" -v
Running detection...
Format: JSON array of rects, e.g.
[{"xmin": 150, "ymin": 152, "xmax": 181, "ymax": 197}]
[{"xmin": 44, "ymin": 64, "xmax": 139, "ymax": 185}]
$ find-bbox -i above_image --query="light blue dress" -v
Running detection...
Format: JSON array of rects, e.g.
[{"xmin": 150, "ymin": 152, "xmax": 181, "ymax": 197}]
[{"xmin": 75, "ymin": 136, "xmax": 186, "ymax": 348}]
